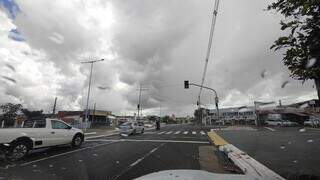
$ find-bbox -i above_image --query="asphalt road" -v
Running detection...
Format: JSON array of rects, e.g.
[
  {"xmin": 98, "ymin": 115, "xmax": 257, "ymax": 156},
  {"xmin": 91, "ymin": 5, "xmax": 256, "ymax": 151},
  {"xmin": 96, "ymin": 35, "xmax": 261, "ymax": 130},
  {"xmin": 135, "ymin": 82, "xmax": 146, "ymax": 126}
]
[
  {"xmin": 216, "ymin": 126, "xmax": 320, "ymax": 179},
  {"xmin": 0, "ymin": 124, "xmax": 221, "ymax": 180}
]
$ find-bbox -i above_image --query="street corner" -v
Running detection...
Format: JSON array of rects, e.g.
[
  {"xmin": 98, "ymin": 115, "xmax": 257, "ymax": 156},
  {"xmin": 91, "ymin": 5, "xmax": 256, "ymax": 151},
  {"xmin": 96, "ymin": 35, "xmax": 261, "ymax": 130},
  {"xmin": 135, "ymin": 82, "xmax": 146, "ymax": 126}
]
[{"xmin": 207, "ymin": 131, "xmax": 229, "ymax": 147}]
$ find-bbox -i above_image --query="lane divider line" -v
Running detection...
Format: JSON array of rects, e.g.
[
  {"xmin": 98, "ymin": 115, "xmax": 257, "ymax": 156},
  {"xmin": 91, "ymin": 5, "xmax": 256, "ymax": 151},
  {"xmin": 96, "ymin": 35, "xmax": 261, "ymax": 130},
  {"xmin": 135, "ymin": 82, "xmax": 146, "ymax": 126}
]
[{"xmin": 111, "ymin": 143, "xmax": 165, "ymax": 180}]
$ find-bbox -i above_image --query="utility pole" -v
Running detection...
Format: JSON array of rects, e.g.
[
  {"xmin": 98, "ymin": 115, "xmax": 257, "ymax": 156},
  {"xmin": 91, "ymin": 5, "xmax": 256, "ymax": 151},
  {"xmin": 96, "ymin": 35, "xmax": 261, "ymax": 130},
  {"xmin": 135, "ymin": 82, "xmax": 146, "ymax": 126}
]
[
  {"xmin": 198, "ymin": 0, "xmax": 220, "ymax": 108},
  {"xmin": 52, "ymin": 97, "xmax": 57, "ymax": 115},
  {"xmin": 93, "ymin": 102, "xmax": 96, "ymax": 123},
  {"xmin": 136, "ymin": 84, "xmax": 148, "ymax": 120},
  {"xmin": 81, "ymin": 58, "xmax": 104, "ymax": 130},
  {"xmin": 159, "ymin": 103, "xmax": 162, "ymax": 122}
]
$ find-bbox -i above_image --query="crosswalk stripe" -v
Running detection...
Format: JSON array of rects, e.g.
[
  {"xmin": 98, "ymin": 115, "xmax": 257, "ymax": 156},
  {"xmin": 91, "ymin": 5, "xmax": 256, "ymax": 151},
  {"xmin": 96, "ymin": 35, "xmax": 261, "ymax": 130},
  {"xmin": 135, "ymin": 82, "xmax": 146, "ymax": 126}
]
[
  {"xmin": 183, "ymin": 131, "xmax": 188, "ymax": 134},
  {"xmin": 192, "ymin": 131, "xmax": 196, "ymax": 135},
  {"xmin": 158, "ymin": 131, "xmax": 166, "ymax": 135},
  {"xmin": 165, "ymin": 131, "xmax": 173, "ymax": 134},
  {"xmin": 200, "ymin": 131, "xmax": 206, "ymax": 135},
  {"xmin": 174, "ymin": 131, "xmax": 181, "ymax": 134}
]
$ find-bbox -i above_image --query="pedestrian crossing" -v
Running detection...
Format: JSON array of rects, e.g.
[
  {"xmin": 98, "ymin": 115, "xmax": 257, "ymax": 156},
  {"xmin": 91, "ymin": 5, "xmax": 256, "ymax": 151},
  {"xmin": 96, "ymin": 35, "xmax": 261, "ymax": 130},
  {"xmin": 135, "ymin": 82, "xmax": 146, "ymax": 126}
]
[{"xmin": 156, "ymin": 130, "xmax": 207, "ymax": 136}]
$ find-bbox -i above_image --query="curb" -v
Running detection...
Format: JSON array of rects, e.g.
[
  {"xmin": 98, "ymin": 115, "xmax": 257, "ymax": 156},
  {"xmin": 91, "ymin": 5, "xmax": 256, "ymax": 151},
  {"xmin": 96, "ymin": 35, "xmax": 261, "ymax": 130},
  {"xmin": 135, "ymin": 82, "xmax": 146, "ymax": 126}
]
[{"xmin": 207, "ymin": 131, "xmax": 285, "ymax": 180}]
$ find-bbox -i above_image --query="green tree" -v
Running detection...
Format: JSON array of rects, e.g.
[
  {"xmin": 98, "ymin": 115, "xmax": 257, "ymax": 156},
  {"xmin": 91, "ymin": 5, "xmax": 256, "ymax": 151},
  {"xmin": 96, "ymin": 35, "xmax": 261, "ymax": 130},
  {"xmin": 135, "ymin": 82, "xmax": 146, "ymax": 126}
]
[
  {"xmin": 268, "ymin": 0, "xmax": 320, "ymax": 100},
  {"xmin": 21, "ymin": 109, "xmax": 43, "ymax": 119},
  {"xmin": 0, "ymin": 103, "xmax": 22, "ymax": 127}
]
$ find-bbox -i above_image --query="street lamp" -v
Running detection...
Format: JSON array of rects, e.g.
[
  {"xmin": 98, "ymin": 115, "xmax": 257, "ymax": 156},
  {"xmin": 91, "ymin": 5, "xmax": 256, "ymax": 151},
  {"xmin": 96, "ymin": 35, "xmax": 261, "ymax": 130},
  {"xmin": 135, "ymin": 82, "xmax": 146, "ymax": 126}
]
[{"xmin": 81, "ymin": 58, "xmax": 104, "ymax": 130}]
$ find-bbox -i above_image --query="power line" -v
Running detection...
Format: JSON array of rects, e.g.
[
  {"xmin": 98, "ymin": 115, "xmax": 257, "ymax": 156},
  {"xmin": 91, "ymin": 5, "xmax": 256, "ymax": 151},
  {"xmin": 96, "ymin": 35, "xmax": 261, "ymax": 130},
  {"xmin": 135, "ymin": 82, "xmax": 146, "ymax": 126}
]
[{"xmin": 198, "ymin": 0, "xmax": 220, "ymax": 106}]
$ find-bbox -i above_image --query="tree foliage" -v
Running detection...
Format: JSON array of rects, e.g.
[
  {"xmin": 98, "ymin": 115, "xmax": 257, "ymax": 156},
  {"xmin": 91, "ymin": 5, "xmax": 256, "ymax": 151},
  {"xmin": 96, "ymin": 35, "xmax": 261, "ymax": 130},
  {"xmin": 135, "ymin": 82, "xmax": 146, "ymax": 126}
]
[
  {"xmin": 268, "ymin": 0, "xmax": 320, "ymax": 99},
  {"xmin": 0, "ymin": 103, "xmax": 22, "ymax": 126},
  {"xmin": 21, "ymin": 109, "xmax": 43, "ymax": 119}
]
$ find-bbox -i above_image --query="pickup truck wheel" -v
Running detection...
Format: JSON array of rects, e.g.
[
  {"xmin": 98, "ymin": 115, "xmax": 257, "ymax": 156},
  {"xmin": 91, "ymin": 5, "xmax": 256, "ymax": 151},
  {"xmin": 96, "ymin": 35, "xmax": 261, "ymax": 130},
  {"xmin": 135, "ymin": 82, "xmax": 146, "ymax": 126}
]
[
  {"xmin": 7, "ymin": 142, "xmax": 29, "ymax": 160},
  {"xmin": 72, "ymin": 134, "xmax": 83, "ymax": 148}
]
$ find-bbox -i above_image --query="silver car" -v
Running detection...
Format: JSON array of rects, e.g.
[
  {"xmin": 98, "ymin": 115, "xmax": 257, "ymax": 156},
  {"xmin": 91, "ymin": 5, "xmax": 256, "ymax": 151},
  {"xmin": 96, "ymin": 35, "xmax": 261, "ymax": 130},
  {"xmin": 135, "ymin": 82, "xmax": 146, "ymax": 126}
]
[{"xmin": 119, "ymin": 121, "xmax": 144, "ymax": 135}]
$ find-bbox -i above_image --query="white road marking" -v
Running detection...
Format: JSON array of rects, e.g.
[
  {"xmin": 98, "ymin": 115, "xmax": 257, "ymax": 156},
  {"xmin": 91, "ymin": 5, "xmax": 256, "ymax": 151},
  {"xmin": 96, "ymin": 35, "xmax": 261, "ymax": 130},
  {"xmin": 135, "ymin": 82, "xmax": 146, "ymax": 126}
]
[
  {"xmin": 183, "ymin": 131, "xmax": 188, "ymax": 134},
  {"xmin": 200, "ymin": 131, "xmax": 206, "ymax": 135},
  {"xmin": 113, "ymin": 143, "xmax": 165, "ymax": 180},
  {"xmin": 165, "ymin": 131, "xmax": 173, "ymax": 134},
  {"xmin": 85, "ymin": 133, "xmax": 118, "ymax": 140},
  {"xmin": 192, "ymin": 131, "xmax": 196, "ymax": 135},
  {"xmin": 174, "ymin": 131, "xmax": 181, "ymax": 134},
  {"xmin": 265, "ymin": 127, "xmax": 276, "ymax": 132},
  {"xmin": 158, "ymin": 131, "xmax": 166, "ymax": 135},
  {"xmin": 86, "ymin": 139, "xmax": 209, "ymax": 144},
  {"xmin": 130, "ymin": 144, "xmax": 164, "ymax": 167},
  {"xmin": 20, "ymin": 142, "xmax": 117, "ymax": 166}
]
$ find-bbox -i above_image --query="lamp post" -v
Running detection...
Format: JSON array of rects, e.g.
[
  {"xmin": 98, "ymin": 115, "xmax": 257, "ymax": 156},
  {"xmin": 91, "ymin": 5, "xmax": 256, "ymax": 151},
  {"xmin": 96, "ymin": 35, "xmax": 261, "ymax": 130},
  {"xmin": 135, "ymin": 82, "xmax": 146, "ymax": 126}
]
[{"xmin": 81, "ymin": 58, "xmax": 104, "ymax": 131}]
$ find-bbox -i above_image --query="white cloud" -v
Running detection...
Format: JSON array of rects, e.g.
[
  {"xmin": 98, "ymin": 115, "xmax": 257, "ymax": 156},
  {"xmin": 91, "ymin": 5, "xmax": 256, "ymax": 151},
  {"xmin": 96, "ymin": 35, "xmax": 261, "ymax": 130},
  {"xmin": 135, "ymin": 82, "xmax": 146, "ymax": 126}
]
[{"xmin": 0, "ymin": 0, "xmax": 317, "ymax": 116}]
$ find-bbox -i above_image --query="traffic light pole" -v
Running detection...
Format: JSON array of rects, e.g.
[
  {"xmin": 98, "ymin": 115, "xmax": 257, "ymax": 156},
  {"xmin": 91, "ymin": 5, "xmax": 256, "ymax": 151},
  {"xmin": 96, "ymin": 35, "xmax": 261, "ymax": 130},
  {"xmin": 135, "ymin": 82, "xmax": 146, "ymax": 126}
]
[{"xmin": 184, "ymin": 81, "xmax": 221, "ymax": 129}]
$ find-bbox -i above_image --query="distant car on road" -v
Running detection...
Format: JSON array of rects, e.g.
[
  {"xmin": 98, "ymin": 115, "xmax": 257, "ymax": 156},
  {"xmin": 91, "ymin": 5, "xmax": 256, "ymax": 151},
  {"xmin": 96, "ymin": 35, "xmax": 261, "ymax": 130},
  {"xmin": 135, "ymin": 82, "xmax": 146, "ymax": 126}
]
[
  {"xmin": 144, "ymin": 123, "xmax": 154, "ymax": 128},
  {"xmin": 119, "ymin": 121, "xmax": 144, "ymax": 135},
  {"xmin": 0, "ymin": 118, "xmax": 84, "ymax": 160},
  {"xmin": 304, "ymin": 120, "xmax": 320, "ymax": 127},
  {"xmin": 266, "ymin": 119, "xmax": 297, "ymax": 127}
]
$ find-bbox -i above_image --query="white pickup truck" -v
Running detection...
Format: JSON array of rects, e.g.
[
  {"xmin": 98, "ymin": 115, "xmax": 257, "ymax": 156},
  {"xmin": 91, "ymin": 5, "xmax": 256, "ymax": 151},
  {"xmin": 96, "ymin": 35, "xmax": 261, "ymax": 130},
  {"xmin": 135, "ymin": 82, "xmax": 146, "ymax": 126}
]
[{"xmin": 0, "ymin": 118, "xmax": 84, "ymax": 160}]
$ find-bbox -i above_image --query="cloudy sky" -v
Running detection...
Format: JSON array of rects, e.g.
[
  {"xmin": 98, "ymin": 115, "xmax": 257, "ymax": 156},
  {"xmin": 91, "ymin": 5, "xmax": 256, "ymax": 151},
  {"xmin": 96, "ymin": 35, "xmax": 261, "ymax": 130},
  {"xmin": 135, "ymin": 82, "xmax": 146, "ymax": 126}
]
[{"xmin": 0, "ymin": 0, "xmax": 317, "ymax": 116}]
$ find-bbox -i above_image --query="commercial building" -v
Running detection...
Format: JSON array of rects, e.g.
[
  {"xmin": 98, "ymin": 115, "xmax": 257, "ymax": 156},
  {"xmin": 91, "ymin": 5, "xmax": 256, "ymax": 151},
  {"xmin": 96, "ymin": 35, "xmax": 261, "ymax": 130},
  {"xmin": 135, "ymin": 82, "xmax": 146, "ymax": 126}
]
[
  {"xmin": 58, "ymin": 109, "xmax": 115, "ymax": 128},
  {"xmin": 205, "ymin": 99, "xmax": 320, "ymax": 126},
  {"xmin": 207, "ymin": 106, "xmax": 256, "ymax": 125}
]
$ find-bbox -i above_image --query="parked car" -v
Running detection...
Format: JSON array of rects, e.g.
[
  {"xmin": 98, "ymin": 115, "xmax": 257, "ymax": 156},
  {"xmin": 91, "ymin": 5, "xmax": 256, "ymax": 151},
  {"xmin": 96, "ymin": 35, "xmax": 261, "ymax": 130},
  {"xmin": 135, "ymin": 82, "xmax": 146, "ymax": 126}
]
[
  {"xmin": 266, "ymin": 119, "xmax": 297, "ymax": 126},
  {"xmin": 119, "ymin": 121, "xmax": 144, "ymax": 135},
  {"xmin": 0, "ymin": 118, "xmax": 84, "ymax": 160},
  {"xmin": 304, "ymin": 120, "xmax": 320, "ymax": 127}
]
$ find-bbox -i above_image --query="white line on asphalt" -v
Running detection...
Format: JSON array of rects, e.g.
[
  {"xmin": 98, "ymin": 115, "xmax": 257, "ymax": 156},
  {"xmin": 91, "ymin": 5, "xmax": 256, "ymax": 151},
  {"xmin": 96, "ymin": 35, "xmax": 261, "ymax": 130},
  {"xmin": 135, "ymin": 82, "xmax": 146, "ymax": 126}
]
[
  {"xmin": 85, "ymin": 139, "xmax": 209, "ymax": 144},
  {"xmin": 200, "ymin": 131, "xmax": 206, "ymax": 135},
  {"xmin": 130, "ymin": 144, "xmax": 164, "ymax": 167},
  {"xmin": 174, "ymin": 131, "xmax": 181, "ymax": 134},
  {"xmin": 112, "ymin": 143, "xmax": 165, "ymax": 180},
  {"xmin": 183, "ymin": 131, "xmax": 188, "ymax": 134},
  {"xmin": 192, "ymin": 131, "xmax": 196, "ymax": 135},
  {"xmin": 20, "ymin": 142, "xmax": 117, "ymax": 167},
  {"xmin": 264, "ymin": 127, "xmax": 276, "ymax": 132},
  {"xmin": 158, "ymin": 131, "xmax": 166, "ymax": 135},
  {"xmin": 85, "ymin": 133, "xmax": 118, "ymax": 140},
  {"xmin": 165, "ymin": 131, "xmax": 173, "ymax": 134}
]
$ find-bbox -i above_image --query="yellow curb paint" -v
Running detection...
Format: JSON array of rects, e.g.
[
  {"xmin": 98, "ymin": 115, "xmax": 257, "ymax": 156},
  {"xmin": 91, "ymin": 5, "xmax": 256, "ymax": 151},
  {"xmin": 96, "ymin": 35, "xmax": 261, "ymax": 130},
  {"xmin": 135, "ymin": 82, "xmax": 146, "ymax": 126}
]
[{"xmin": 207, "ymin": 131, "xmax": 228, "ymax": 146}]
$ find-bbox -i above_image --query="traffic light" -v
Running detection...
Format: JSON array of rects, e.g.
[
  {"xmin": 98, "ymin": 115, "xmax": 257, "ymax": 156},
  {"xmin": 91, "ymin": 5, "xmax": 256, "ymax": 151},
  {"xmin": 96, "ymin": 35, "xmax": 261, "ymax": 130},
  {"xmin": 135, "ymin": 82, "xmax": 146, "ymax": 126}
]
[{"xmin": 184, "ymin": 81, "xmax": 189, "ymax": 89}]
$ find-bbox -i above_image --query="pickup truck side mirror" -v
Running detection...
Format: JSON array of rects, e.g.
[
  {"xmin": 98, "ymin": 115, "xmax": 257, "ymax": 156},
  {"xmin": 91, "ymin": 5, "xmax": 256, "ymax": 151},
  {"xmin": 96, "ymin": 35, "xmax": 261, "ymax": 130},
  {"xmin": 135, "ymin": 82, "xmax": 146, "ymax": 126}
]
[{"xmin": 67, "ymin": 126, "xmax": 72, "ymax": 130}]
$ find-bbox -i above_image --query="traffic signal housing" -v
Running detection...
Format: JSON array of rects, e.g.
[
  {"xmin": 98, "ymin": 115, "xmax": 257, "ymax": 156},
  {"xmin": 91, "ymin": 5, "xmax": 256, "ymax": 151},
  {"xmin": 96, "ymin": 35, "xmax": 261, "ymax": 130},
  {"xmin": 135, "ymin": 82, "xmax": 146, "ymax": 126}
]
[{"xmin": 184, "ymin": 81, "xmax": 189, "ymax": 89}]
